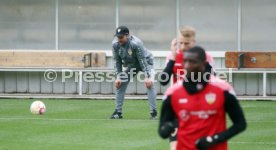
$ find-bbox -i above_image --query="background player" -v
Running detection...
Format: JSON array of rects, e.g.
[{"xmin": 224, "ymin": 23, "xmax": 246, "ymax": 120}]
[
  {"xmin": 110, "ymin": 26, "xmax": 157, "ymax": 119},
  {"xmin": 160, "ymin": 26, "xmax": 215, "ymax": 85},
  {"xmin": 158, "ymin": 46, "xmax": 247, "ymax": 150}
]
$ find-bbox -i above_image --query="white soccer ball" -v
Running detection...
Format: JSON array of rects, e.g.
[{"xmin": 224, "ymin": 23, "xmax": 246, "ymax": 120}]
[{"xmin": 30, "ymin": 101, "xmax": 46, "ymax": 115}]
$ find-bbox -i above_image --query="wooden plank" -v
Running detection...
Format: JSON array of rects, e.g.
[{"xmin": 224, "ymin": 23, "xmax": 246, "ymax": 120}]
[
  {"xmin": 84, "ymin": 52, "xmax": 106, "ymax": 67},
  {"xmin": 225, "ymin": 52, "xmax": 241, "ymax": 68},
  {"xmin": 226, "ymin": 51, "xmax": 276, "ymax": 68},
  {"xmin": 91, "ymin": 52, "xmax": 106, "ymax": 67},
  {"xmin": 0, "ymin": 51, "xmax": 106, "ymax": 68}
]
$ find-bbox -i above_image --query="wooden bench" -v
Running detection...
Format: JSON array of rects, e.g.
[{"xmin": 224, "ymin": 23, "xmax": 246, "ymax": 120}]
[
  {"xmin": 225, "ymin": 51, "xmax": 276, "ymax": 97},
  {"xmin": 0, "ymin": 50, "xmax": 106, "ymax": 68},
  {"xmin": 0, "ymin": 50, "xmax": 107, "ymax": 96},
  {"xmin": 225, "ymin": 51, "xmax": 276, "ymax": 68}
]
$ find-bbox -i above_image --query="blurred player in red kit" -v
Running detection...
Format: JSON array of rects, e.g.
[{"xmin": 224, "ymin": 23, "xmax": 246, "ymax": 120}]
[
  {"xmin": 160, "ymin": 26, "xmax": 215, "ymax": 150},
  {"xmin": 158, "ymin": 46, "xmax": 247, "ymax": 150}
]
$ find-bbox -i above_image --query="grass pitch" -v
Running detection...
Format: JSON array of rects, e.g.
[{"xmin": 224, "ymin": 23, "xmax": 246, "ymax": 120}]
[{"xmin": 0, "ymin": 99, "xmax": 276, "ymax": 150}]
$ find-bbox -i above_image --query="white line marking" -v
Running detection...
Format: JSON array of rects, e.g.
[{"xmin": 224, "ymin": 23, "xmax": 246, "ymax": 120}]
[
  {"xmin": 0, "ymin": 117, "xmax": 156, "ymax": 122},
  {"xmin": 247, "ymin": 120, "xmax": 276, "ymax": 123},
  {"xmin": 230, "ymin": 141, "xmax": 276, "ymax": 145},
  {"xmin": 0, "ymin": 117, "xmax": 276, "ymax": 123}
]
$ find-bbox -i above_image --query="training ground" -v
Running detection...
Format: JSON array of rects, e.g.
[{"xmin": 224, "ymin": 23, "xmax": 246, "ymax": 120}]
[{"xmin": 0, "ymin": 98, "xmax": 275, "ymax": 150}]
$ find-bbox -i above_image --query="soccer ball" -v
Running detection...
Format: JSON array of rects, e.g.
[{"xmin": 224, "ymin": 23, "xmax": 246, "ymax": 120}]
[{"xmin": 30, "ymin": 101, "xmax": 46, "ymax": 115}]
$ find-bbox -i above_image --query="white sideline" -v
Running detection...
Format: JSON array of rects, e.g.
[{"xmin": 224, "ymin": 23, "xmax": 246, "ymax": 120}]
[
  {"xmin": 2, "ymin": 94, "xmax": 276, "ymax": 100},
  {"xmin": 0, "ymin": 117, "xmax": 154, "ymax": 122},
  {"xmin": 0, "ymin": 117, "xmax": 275, "ymax": 123},
  {"xmin": 229, "ymin": 141, "xmax": 276, "ymax": 145}
]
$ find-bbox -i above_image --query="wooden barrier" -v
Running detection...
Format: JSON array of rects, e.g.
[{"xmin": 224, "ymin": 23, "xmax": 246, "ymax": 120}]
[
  {"xmin": 225, "ymin": 51, "xmax": 276, "ymax": 68},
  {"xmin": 0, "ymin": 51, "xmax": 106, "ymax": 68}
]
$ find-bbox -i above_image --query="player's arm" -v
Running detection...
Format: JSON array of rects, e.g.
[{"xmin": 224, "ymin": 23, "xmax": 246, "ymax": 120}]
[
  {"xmin": 160, "ymin": 38, "xmax": 178, "ymax": 86},
  {"xmin": 196, "ymin": 91, "xmax": 247, "ymax": 149},
  {"xmin": 158, "ymin": 95, "xmax": 177, "ymax": 139},
  {"xmin": 112, "ymin": 44, "xmax": 122, "ymax": 79},
  {"xmin": 134, "ymin": 43, "xmax": 151, "ymax": 78},
  {"xmin": 160, "ymin": 60, "xmax": 175, "ymax": 86},
  {"xmin": 220, "ymin": 91, "xmax": 247, "ymax": 139}
]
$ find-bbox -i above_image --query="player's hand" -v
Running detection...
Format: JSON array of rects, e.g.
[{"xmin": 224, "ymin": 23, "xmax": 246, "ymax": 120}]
[
  {"xmin": 115, "ymin": 79, "xmax": 122, "ymax": 89},
  {"xmin": 159, "ymin": 122, "xmax": 175, "ymax": 139},
  {"xmin": 170, "ymin": 38, "xmax": 178, "ymax": 60},
  {"xmin": 145, "ymin": 78, "xmax": 153, "ymax": 89},
  {"xmin": 195, "ymin": 136, "xmax": 217, "ymax": 150}
]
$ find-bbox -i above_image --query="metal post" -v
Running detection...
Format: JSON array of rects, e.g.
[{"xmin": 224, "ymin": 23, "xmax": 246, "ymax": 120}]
[
  {"xmin": 115, "ymin": 0, "xmax": 120, "ymax": 28},
  {"xmin": 78, "ymin": 71, "xmax": 83, "ymax": 95},
  {"xmin": 176, "ymin": 0, "xmax": 180, "ymax": 37},
  {"xmin": 263, "ymin": 72, "xmax": 267, "ymax": 97},
  {"xmin": 55, "ymin": 0, "xmax": 59, "ymax": 50},
  {"xmin": 170, "ymin": 0, "xmax": 180, "ymax": 87},
  {"xmin": 237, "ymin": 0, "xmax": 242, "ymax": 51}
]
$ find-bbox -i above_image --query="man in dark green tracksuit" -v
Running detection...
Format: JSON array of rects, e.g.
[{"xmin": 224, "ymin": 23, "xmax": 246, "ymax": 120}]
[{"xmin": 110, "ymin": 26, "xmax": 157, "ymax": 119}]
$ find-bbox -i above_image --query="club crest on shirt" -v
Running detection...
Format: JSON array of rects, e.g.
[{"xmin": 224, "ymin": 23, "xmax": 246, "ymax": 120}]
[
  {"xmin": 205, "ymin": 93, "xmax": 216, "ymax": 104},
  {"xmin": 128, "ymin": 48, "xmax": 132, "ymax": 56},
  {"xmin": 179, "ymin": 110, "xmax": 189, "ymax": 121}
]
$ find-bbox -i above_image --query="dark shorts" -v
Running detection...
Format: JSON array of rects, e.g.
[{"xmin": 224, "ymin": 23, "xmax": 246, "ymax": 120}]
[
  {"xmin": 169, "ymin": 128, "xmax": 178, "ymax": 142},
  {"xmin": 169, "ymin": 119, "xmax": 178, "ymax": 142}
]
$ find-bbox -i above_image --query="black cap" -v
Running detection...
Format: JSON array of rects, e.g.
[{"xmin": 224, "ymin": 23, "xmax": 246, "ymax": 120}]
[{"xmin": 114, "ymin": 26, "xmax": 129, "ymax": 37}]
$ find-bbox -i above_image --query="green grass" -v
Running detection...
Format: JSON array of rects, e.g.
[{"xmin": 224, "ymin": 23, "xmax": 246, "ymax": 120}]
[{"xmin": 0, "ymin": 99, "xmax": 276, "ymax": 150}]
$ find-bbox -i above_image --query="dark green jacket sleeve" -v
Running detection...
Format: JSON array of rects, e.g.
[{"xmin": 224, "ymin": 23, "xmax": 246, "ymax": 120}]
[
  {"xmin": 133, "ymin": 43, "xmax": 151, "ymax": 78},
  {"xmin": 112, "ymin": 44, "xmax": 122, "ymax": 79}
]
